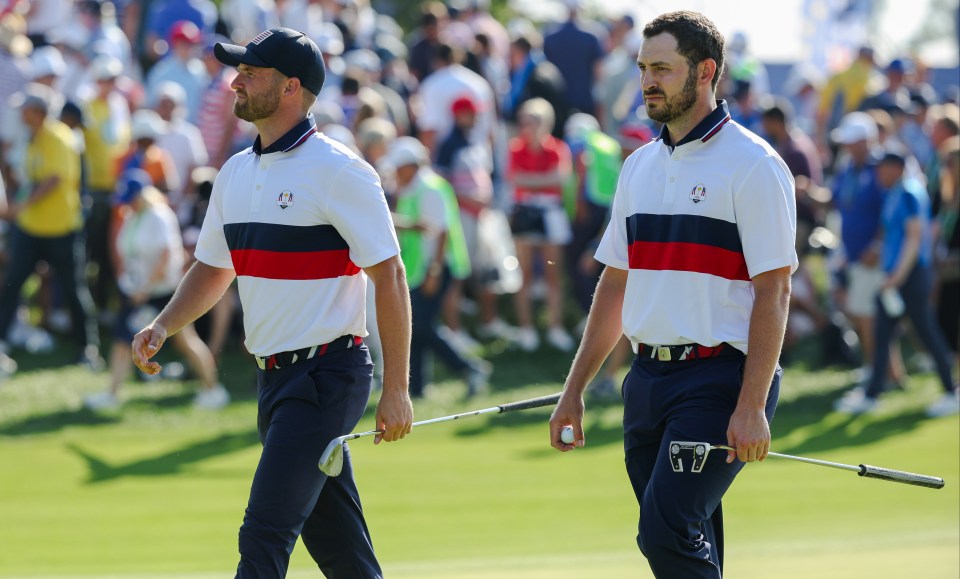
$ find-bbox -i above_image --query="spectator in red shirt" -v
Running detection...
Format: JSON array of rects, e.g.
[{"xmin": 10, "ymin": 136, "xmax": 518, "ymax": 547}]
[{"xmin": 507, "ymin": 97, "xmax": 574, "ymax": 352}]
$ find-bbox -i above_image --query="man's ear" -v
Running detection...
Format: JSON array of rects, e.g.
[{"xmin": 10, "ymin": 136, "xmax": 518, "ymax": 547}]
[
  {"xmin": 284, "ymin": 77, "xmax": 302, "ymax": 97},
  {"xmin": 700, "ymin": 59, "xmax": 717, "ymax": 86}
]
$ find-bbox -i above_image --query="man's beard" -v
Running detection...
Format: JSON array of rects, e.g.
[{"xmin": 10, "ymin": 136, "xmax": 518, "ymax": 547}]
[
  {"xmin": 644, "ymin": 66, "xmax": 699, "ymax": 125},
  {"xmin": 234, "ymin": 84, "xmax": 281, "ymax": 122}
]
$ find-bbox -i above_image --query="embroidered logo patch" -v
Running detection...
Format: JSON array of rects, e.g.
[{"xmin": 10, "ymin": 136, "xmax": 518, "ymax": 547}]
[
  {"xmin": 690, "ymin": 184, "xmax": 706, "ymax": 204},
  {"xmin": 250, "ymin": 30, "xmax": 274, "ymax": 45},
  {"xmin": 276, "ymin": 191, "xmax": 294, "ymax": 209}
]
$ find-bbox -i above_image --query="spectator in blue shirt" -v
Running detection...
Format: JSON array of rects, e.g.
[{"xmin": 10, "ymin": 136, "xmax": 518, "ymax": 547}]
[
  {"xmin": 542, "ymin": 0, "xmax": 605, "ymax": 117},
  {"xmin": 143, "ymin": 0, "xmax": 217, "ymax": 65},
  {"xmin": 836, "ymin": 149, "xmax": 958, "ymax": 416},
  {"xmin": 829, "ymin": 112, "xmax": 895, "ymax": 381}
]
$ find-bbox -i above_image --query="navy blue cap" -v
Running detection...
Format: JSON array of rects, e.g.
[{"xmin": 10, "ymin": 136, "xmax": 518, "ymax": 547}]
[
  {"xmin": 214, "ymin": 28, "xmax": 326, "ymax": 96},
  {"xmin": 114, "ymin": 169, "xmax": 153, "ymax": 205}
]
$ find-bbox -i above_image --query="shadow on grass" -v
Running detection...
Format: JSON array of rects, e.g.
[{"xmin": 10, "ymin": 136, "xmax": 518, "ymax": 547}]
[
  {"xmin": 0, "ymin": 407, "xmax": 121, "ymax": 436},
  {"xmin": 66, "ymin": 429, "xmax": 259, "ymax": 483}
]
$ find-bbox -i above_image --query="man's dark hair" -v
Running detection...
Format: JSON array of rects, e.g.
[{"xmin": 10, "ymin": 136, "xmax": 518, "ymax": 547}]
[
  {"xmin": 435, "ymin": 42, "xmax": 462, "ymax": 65},
  {"xmin": 642, "ymin": 11, "xmax": 725, "ymax": 90},
  {"xmin": 760, "ymin": 97, "xmax": 795, "ymax": 126},
  {"xmin": 511, "ymin": 36, "xmax": 532, "ymax": 54}
]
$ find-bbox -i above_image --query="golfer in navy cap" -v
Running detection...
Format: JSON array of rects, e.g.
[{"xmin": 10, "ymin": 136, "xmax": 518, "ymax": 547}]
[{"xmin": 133, "ymin": 28, "xmax": 413, "ymax": 578}]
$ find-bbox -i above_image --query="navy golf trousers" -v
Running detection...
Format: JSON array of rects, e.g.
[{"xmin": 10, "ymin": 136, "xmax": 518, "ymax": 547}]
[
  {"xmin": 236, "ymin": 345, "xmax": 383, "ymax": 579},
  {"xmin": 622, "ymin": 351, "xmax": 780, "ymax": 579}
]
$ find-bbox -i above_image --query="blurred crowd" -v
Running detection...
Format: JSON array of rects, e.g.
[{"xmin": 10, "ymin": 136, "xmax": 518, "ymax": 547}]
[{"xmin": 0, "ymin": 0, "xmax": 957, "ymax": 414}]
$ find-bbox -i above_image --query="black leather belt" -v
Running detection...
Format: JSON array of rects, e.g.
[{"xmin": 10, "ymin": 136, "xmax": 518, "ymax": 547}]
[{"xmin": 255, "ymin": 335, "xmax": 362, "ymax": 370}]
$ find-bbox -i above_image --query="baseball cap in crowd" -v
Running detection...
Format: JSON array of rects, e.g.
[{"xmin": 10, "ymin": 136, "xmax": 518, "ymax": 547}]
[
  {"xmin": 831, "ymin": 111, "xmax": 878, "ymax": 144},
  {"xmin": 343, "ymin": 49, "xmax": 381, "ymax": 75},
  {"xmin": 131, "ymin": 109, "xmax": 168, "ymax": 141},
  {"xmin": 312, "ymin": 22, "xmax": 344, "ymax": 56},
  {"xmin": 30, "ymin": 46, "xmax": 66, "ymax": 80},
  {"xmin": 155, "ymin": 81, "xmax": 187, "ymax": 107},
  {"xmin": 374, "ymin": 34, "xmax": 407, "ymax": 65},
  {"xmin": 169, "ymin": 20, "xmax": 202, "ymax": 45},
  {"xmin": 114, "ymin": 169, "xmax": 153, "ymax": 205},
  {"xmin": 564, "ymin": 112, "xmax": 600, "ymax": 141},
  {"xmin": 215, "ymin": 28, "xmax": 326, "ymax": 96},
  {"xmin": 451, "ymin": 95, "xmax": 479, "ymax": 115},
  {"xmin": 89, "ymin": 54, "xmax": 123, "ymax": 81},
  {"xmin": 886, "ymin": 58, "xmax": 912, "ymax": 75},
  {"xmin": 12, "ymin": 83, "xmax": 55, "ymax": 114},
  {"xmin": 879, "ymin": 145, "xmax": 909, "ymax": 167},
  {"xmin": 383, "ymin": 136, "xmax": 429, "ymax": 168}
]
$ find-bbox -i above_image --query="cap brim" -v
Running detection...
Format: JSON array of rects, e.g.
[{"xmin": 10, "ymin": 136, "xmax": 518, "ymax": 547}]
[{"xmin": 214, "ymin": 42, "xmax": 271, "ymax": 68}]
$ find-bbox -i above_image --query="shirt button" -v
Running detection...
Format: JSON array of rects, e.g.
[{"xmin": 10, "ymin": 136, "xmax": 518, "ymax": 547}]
[
  {"xmin": 669, "ymin": 177, "xmax": 676, "ymax": 182},
  {"xmin": 256, "ymin": 185, "xmax": 261, "ymax": 190}
]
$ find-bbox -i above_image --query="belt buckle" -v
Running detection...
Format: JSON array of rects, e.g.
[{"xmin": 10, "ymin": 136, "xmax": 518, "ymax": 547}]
[
  {"xmin": 657, "ymin": 346, "xmax": 672, "ymax": 362},
  {"xmin": 255, "ymin": 356, "xmax": 266, "ymax": 370}
]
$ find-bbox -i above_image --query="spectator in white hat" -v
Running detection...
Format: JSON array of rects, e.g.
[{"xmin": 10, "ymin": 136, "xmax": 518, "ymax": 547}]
[
  {"xmin": 383, "ymin": 136, "xmax": 490, "ymax": 398},
  {"xmin": 153, "ymin": 81, "xmax": 209, "ymax": 217},
  {"xmin": 119, "ymin": 108, "xmax": 180, "ymax": 195}
]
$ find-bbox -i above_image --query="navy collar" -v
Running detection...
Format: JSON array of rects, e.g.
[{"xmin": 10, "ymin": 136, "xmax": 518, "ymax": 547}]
[
  {"xmin": 251, "ymin": 116, "xmax": 317, "ymax": 155},
  {"xmin": 658, "ymin": 100, "xmax": 732, "ymax": 148}
]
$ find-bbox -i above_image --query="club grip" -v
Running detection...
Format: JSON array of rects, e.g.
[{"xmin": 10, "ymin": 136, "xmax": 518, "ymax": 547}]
[
  {"xmin": 498, "ymin": 393, "xmax": 561, "ymax": 413},
  {"xmin": 858, "ymin": 464, "xmax": 945, "ymax": 489}
]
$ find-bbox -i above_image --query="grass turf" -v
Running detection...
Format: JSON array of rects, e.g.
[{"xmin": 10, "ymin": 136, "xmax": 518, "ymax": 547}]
[{"xmin": 0, "ymin": 344, "xmax": 957, "ymax": 578}]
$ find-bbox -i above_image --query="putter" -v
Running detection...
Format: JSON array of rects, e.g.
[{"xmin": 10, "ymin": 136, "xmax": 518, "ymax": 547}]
[
  {"xmin": 318, "ymin": 392, "xmax": 562, "ymax": 477},
  {"xmin": 668, "ymin": 441, "xmax": 945, "ymax": 489}
]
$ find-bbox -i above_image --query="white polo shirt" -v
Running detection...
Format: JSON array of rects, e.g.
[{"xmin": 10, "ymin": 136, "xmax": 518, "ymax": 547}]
[
  {"xmin": 194, "ymin": 117, "xmax": 400, "ymax": 357},
  {"xmin": 595, "ymin": 101, "xmax": 797, "ymax": 354}
]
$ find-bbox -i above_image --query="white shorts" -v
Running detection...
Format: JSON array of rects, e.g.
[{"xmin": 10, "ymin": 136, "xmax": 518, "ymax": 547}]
[
  {"xmin": 846, "ymin": 262, "xmax": 884, "ymax": 318},
  {"xmin": 461, "ymin": 210, "xmax": 480, "ymax": 266}
]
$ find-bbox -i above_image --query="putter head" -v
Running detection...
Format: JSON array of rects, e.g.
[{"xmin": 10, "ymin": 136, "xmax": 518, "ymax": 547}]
[
  {"xmin": 318, "ymin": 438, "xmax": 345, "ymax": 477},
  {"xmin": 669, "ymin": 441, "xmax": 712, "ymax": 473}
]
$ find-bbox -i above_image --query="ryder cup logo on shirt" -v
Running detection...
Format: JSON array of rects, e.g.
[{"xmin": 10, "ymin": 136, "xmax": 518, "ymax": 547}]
[
  {"xmin": 690, "ymin": 184, "xmax": 707, "ymax": 204},
  {"xmin": 276, "ymin": 190, "xmax": 294, "ymax": 209}
]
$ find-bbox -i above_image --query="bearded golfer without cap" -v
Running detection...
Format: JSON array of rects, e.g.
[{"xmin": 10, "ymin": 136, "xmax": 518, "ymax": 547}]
[
  {"xmin": 550, "ymin": 11, "xmax": 797, "ymax": 578},
  {"xmin": 132, "ymin": 28, "xmax": 413, "ymax": 578}
]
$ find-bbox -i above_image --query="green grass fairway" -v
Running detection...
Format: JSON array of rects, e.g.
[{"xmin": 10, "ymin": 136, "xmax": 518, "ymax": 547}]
[{"xmin": 0, "ymin": 346, "xmax": 957, "ymax": 578}]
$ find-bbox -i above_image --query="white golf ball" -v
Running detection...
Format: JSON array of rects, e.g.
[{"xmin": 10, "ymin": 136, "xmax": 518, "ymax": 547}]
[{"xmin": 560, "ymin": 425, "xmax": 576, "ymax": 445}]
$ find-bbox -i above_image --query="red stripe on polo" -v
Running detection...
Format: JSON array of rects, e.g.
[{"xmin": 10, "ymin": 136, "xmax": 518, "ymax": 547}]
[
  {"xmin": 628, "ymin": 241, "xmax": 750, "ymax": 281},
  {"xmin": 230, "ymin": 249, "xmax": 361, "ymax": 280}
]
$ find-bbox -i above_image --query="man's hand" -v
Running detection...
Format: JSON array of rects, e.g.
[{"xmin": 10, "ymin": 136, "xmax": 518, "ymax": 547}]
[
  {"xmin": 132, "ymin": 323, "xmax": 168, "ymax": 375},
  {"xmin": 374, "ymin": 387, "xmax": 413, "ymax": 444},
  {"xmin": 421, "ymin": 269, "xmax": 441, "ymax": 297},
  {"xmin": 725, "ymin": 404, "xmax": 771, "ymax": 463},
  {"xmin": 549, "ymin": 391, "xmax": 585, "ymax": 451},
  {"xmin": 859, "ymin": 244, "xmax": 881, "ymax": 268}
]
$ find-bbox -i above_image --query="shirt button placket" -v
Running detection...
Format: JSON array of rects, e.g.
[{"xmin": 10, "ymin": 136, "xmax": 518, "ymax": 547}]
[
  {"xmin": 252, "ymin": 158, "xmax": 269, "ymax": 213},
  {"xmin": 664, "ymin": 154, "xmax": 678, "ymax": 205}
]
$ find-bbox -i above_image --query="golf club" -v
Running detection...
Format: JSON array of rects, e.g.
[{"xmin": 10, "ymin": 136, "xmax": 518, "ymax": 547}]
[
  {"xmin": 668, "ymin": 441, "xmax": 945, "ymax": 489},
  {"xmin": 318, "ymin": 392, "xmax": 562, "ymax": 477}
]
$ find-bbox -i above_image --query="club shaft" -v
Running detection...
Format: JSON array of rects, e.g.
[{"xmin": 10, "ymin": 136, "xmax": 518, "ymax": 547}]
[
  {"xmin": 351, "ymin": 393, "xmax": 561, "ymax": 437},
  {"xmin": 711, "ymin": 445, "xmax": 944, "ymax": 488},
  {"xmin": 713, "ymin": 445, "xmax": 859, "ymax": 472}
]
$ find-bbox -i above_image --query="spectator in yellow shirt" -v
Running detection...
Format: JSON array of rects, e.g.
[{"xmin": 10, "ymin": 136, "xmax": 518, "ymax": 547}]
[
  {"xmin": 0, "ymin": 84, "xmax": 100, "ymax": 372},
  {"xmin": 815, "ymin": 46, "xmax": 876, "ymax": 151}
]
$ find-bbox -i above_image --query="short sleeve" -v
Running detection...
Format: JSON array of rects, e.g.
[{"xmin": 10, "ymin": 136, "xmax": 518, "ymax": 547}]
[
  {"xmin": 555, "ymin": 139, "xmax": 572, "ymax": 173},
  {"xmin": 325, "ymin": 159, "xmax": 400, "ymax": 268},
  {"xmin": 734, "ymin": 155, "xmax": 799, "ymax": 277},
  {"xmin": 419, "ymin": 187, "xmax": 448, "ymax": 233},
  {"xmin": 901, "ymin": 190, "xmax": 921, "ymax": 219},
  {"xmin": 416, "ymin": 81, "xmax": 445, "ymax": 133},
  {"xmin": 594, "ymin": 160, "xmax": 631, "ymax": 269},
  {"xmin": 193, "ymin": 171, "xmax": 235, "ymax": 270}
]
